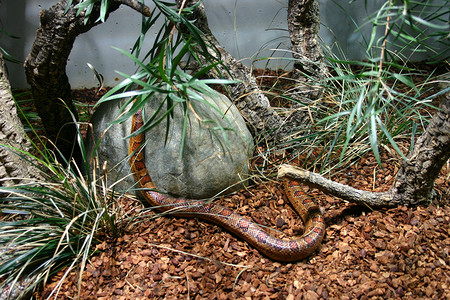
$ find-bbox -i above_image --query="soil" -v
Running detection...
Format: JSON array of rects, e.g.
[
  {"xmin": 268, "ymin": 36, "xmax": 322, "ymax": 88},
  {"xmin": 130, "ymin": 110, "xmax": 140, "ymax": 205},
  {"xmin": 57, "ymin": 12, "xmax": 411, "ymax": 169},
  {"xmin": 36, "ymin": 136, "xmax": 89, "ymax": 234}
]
[{"xmin": 16, "ymin": 68, "xmax": 450, "ymax": 299}]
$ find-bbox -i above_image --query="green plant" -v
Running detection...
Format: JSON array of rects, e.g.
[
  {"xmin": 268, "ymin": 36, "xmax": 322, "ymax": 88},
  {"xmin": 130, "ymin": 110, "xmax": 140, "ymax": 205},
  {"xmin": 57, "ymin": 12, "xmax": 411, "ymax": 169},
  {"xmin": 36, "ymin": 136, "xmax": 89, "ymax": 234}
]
[
  {"xmin": 325, "ymin": 0, "xmax": 448, "ymax": 164},
  {"xmin": 12, "ymin": 90, "xmax": 43, "ymax": 132},
  {"xmin": 98, "ymin": 0, "xmax": 239, "ymax": 156},
  {"xmin": 0, "ymin": 119, "xmax": 134, "ymax": 298},
  {"xmin": 361, "ymin": 0, "xmax": 449, "ymax": 62}
]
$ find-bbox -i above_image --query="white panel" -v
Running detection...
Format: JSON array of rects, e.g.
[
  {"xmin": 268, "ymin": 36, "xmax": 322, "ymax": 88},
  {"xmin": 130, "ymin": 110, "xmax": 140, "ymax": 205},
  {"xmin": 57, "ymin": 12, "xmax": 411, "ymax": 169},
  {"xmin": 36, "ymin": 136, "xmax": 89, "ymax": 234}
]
[{"xmin": 1, "ymin": 0, "xmax": 447, "ymax": 89}]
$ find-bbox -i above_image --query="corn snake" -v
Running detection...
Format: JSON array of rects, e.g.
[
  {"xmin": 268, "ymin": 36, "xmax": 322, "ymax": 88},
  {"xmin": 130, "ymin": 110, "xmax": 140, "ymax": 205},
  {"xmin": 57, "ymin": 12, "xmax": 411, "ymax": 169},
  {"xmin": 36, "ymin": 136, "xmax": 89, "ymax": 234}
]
[{"xmin": 129, "ymin": 109, "xmax": 325, "ymax": 261}]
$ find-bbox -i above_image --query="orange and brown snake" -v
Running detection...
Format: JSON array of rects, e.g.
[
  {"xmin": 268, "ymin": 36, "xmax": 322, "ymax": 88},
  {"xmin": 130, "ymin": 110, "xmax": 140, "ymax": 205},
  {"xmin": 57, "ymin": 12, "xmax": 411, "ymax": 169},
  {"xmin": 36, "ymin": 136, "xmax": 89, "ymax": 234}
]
[{"xmin": 129, "ymin": 108, "xmax": 325, "ymax": 261}]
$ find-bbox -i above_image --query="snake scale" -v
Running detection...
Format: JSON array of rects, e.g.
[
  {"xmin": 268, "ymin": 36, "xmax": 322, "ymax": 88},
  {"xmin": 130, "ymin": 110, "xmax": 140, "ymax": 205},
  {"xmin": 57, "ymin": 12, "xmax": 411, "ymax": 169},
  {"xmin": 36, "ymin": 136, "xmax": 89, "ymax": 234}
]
[{"xmin": 129, "ymin": 109, "xmax": 325, "ymax": 262}]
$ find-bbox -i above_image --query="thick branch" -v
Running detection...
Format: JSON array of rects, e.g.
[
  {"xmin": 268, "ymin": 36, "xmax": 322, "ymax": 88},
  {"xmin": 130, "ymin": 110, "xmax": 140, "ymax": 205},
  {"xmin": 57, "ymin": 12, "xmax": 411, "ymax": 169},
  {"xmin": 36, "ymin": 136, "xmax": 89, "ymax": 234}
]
[
  {"xmin": 287, "ymin": 0, "xmax": 327, "ymax": 100},
  {"xmin": 278, "ymin": 165, "xmax": 393, "ymax": 208},
  {"xmin": 24, "ymin": 0, "xmax": 122, "ymax": 163},
  {"xmin": 388, "ymin": 85, "xmax": 450, "ymax": 205},
  {"xmin": 283, "ymin": 0, "xmax": 329, "ymax": 136}
]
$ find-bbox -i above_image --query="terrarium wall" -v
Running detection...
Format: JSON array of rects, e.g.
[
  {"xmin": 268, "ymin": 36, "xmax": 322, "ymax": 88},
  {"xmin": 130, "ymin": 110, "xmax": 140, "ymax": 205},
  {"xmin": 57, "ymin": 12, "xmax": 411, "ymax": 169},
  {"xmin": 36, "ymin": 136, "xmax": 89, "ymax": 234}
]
[{"xmin": 1, "ymin": 0, "xmax": 447, "ymax": 89}]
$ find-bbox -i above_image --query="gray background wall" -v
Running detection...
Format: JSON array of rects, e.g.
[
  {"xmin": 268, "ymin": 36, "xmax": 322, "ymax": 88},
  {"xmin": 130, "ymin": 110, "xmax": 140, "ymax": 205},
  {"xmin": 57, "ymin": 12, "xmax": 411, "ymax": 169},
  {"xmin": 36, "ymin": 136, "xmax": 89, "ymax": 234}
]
[{"xmin": 1, "ymin": 0, "xmax": 447, "ymax": 89}]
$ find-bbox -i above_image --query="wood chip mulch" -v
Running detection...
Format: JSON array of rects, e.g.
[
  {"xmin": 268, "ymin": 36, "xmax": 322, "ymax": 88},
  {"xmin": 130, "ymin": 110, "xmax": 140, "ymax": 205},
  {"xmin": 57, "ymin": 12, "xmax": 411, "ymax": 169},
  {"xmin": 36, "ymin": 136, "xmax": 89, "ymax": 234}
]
[{"xmin": 39, "ymin": 152, "xmax": 449, "ymax": 300}]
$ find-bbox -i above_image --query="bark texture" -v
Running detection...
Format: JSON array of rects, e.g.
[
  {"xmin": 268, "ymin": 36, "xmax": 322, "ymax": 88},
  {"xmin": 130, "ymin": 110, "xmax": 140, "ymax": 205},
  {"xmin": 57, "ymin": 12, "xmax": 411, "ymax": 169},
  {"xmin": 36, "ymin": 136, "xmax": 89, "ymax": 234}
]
[
  {"xmin": 287, "ymin": 0, "xmax": 327, "ymax": 100},
  {"xmin": 279, "ymin": 86, "xmax": 450, "ymax": 207},
  {"xmin": 285, "ymin": 0, "xmax": 328, "ymax": 131},
  {"xmin": 0, "ymin": 53, "xmax": 41, "ymax": 187},
  {"xmin": 0, "ymin": 53, "xmax": 43, "ymax": 299}
]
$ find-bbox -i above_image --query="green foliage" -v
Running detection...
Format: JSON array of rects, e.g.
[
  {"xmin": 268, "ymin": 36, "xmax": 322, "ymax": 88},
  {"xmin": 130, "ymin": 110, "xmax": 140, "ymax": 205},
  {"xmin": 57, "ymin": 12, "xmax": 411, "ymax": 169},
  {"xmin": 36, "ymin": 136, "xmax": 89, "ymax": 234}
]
[
  {"xmin": 362, "ymin": 0, "xmax": 449, "ymax": 62},
  {"xmin": 0, "ymin": 96, "xmax": 141, "ymax": 298},
  {"xmin": 326, "ymin": 0, "xmax": 448, "ymax": 165},
  {"xmin": 12, "ymin": 90, "xmax": 42, "ymax": 132},
  {"xmin": 0, "ymin": 125, "xmax": 130, "ymax": 298},
  {"xmin": 66, "ymin": 0, "xmax": 108, "ymax": 24},
  {"xmin": 98, "ymin": 0, "xmax": 238, "ymax": 156},
  {"xmin": 316, "ymin": 54, "xmax": 442, "ymax": 170}
]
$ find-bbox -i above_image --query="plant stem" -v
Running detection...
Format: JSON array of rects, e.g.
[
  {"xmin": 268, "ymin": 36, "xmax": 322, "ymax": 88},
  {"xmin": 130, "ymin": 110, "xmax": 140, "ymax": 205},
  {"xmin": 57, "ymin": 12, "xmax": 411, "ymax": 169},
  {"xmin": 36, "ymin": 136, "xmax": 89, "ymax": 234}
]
[{"xmin": 377, "ymin": 0, "xmax": 393, "ymax": 81}]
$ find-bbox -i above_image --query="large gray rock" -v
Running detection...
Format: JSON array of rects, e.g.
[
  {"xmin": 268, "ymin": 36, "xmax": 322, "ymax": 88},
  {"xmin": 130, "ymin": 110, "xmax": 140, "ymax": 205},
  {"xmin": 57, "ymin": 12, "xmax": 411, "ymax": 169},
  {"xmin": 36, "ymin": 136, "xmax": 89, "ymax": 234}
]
[{"xmin": 87, "ymin": 91, "xmax": 253, "ymax": 199}]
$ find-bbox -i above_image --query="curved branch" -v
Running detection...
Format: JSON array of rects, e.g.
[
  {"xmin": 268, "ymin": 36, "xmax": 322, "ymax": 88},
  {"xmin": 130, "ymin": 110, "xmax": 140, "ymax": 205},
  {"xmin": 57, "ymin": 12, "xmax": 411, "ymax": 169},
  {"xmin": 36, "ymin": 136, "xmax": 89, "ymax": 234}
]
[
  {"xmin": 278, "ymin": 164, "xmax": 392, "ymax": 208},
  {"xmin": 24, "ymin": 0, "xmax": 121, "ymax": 162},
  {"xmin": 24, "ymin": 0, "xmax": 152, "ymax": 163}
]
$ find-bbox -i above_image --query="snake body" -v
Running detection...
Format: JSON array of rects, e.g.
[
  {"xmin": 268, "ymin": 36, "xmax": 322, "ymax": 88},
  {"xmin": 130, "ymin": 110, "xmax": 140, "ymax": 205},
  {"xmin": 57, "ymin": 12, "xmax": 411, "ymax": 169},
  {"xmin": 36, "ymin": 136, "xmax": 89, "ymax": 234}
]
[{"xmin": 129, "ymin": 109, "xmax": 325, "ymax": 261}]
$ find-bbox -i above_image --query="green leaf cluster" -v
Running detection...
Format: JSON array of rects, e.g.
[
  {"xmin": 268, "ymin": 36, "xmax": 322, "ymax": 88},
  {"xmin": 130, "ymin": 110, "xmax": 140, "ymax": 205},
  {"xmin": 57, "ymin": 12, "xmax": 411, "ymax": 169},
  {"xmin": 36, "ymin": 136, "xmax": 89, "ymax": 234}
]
[{"xmin": 98, "ymin": 0, "xmax": 238, "ymax": 156}]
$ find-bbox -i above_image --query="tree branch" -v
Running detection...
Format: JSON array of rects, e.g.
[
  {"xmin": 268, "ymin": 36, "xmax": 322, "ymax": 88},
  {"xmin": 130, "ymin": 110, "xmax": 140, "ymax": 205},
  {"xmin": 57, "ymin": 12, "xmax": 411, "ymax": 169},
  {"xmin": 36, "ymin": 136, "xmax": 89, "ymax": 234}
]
[
  {"xmin": 278, "ymin": 164, "xmax": 392, "ymax": 208},
  {"xmin": 117, "ymin": 0, "xmax": 152, "ymax": 17},
  {"xmin": 24, "ymin": 0, "xmax": 123, "ymax": 163},
  {"xmin": 284, "ymin": 0, "xmax": 328, "ymax": 132}
]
